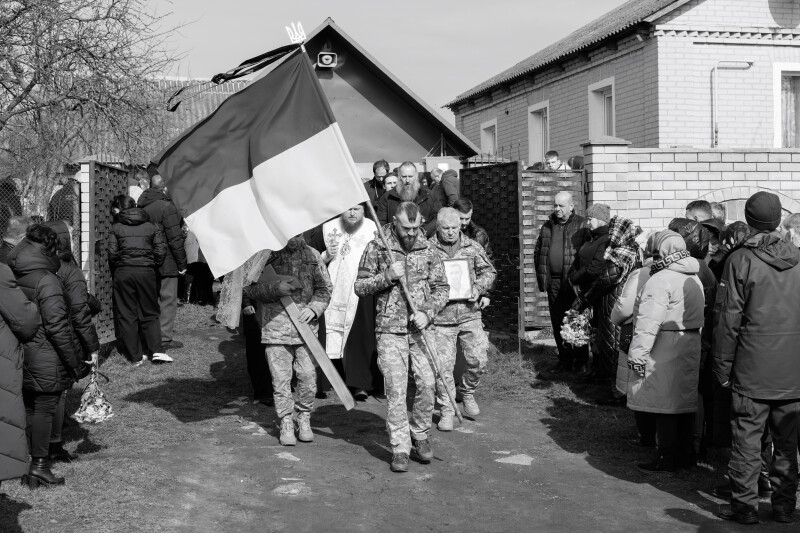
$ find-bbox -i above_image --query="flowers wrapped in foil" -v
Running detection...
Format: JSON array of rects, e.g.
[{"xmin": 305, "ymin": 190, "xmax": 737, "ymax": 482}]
[
  {"xmin": 74, "ymin": 370, "xmax": 114, "ymax": 424},
  {"xmin": 560, "ymin": 308, "xmax": 593, "ymax": 348}
]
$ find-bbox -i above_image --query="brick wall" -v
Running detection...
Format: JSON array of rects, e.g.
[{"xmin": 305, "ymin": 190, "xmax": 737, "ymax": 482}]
[{"xmin": 584, "ymin": 139, "xmax": 800, "ymax": 233}]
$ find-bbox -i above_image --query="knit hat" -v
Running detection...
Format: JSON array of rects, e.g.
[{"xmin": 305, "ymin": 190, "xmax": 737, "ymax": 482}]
[
  {"xmin": 745, "ymin": 191, "xmax": 782, "ymax": 231},
  {"xmin": 652, "ymin": 230, "xmax": 686, "ymax": 259},
  {"xmin": 586, "ymin": 203, "xmax": 611, "ymax": 223},
  {"xmin": 441, "ymin": 169, "xmax": 458, "ymax": 180}
]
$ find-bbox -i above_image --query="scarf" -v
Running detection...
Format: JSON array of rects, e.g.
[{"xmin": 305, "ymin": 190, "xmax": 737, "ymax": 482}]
[
  {"xmin": 603, "ymin": 216, "xmax": 642, "ymax": 283},
  {"xmin": 650, "ymin": 250, "xmax": 691, "ymax": 276}
]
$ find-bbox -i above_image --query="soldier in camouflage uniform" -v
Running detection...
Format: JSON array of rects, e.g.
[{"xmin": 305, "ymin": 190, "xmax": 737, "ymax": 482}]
[
  {"xmin": 429, "ymin": 208, "xmax": 496, "ymax": 430},
  {"xmin": 354, "ymin": 202, "xmax": 449, "ymax": 472},
  {"xmin": 243, "ymin": 235, "xmax": 331, "ymax": 446}
]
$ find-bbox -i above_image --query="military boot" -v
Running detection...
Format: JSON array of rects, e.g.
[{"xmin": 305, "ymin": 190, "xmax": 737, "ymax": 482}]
[
  {"xmin": 462, "ymin": 395, "xmax": 480, "ymax": 417},
  {"xmin": 296, "ymin": 412, "xmax": 313, "ymax": 442},
  {"xmin": 279, "ymin": 416, "xmax": 296, "ymax": 446}
]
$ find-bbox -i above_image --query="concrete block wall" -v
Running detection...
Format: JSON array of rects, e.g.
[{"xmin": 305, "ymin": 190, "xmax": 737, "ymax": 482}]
[{"xmin": 583, "ymin": 139, "xmax": 800, "ymax": 233}]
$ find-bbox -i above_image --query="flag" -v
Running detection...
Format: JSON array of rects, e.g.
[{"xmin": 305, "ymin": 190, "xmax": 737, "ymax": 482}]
[{"xmin": 153, "ymin": 50, "xmax": 368, "ymax": 278}]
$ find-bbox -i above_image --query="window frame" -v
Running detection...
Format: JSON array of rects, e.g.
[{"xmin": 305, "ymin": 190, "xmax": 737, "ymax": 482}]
[
  {"xmin": 480, "ymin": 118, "xmax": 498, "ymax": 156},
  {"xmin": 588, "ymin": 77, "xmax": 616, "ymax": 138},
  {"xmin": 773, "ymin": 63, "xmax": 800, "ymax": 148},
  {"xmin": 527, "ymin": 101, "xmax": 550, "ymax": 167}
]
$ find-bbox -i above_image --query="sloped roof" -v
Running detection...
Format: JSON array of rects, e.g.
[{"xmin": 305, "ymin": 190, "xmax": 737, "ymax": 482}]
[
  {"xmin": 305, "ymin": 18, "xmax": 478, "ymax": 156},
  {"xmin": 159, "ymin": 79, "xmax": 249, "ymax": 137},
  {"xmin": 446, "ymin": 0, "xmax": 691, "ymax": 107}
]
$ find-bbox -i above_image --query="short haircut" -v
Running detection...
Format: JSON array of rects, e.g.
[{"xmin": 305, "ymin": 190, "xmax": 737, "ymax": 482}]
[
  {"xmin": 398, "ymin": 161, "xmax": 417, "ymax": 175},
  {"xmin": 783, "ymin": 213, "xmax": 800, "ymax": 233},
  {"xmin": 3, "ymin": 216, "xmax": 32, "ymax": 240},
  {"xmin": 452, "ymin": 198, "xmax": 473, "ymax": 214},
  {"xmin": 545, "ymin": 150, "xmax": 559, "ymax": 159},
  {"xmin": 373, "ymin": 159, "xmax": 390, "ymax": 174},
  {"xmin": 111, "ymin": 194, "xmax": 136, "ymax": 215},
  {"xmin": 150, "ymin": 174, "xmax": 165, "ymax": 190},
  {"xmin": 437, "ymin": 207, "xmax": 461, "ymax": 226},
  {"xmin": 395, "ymin": 201, "xmax": 419, "ymax": 222},
  {"xmin": 686, "ymin": 200, "xmax": 712, "ymax": 220},
  {"xmin": 25, "ymin": 223, "xmax": 58, "ymax": 256},
  {"xmin": 430, "ymin": 168, "xmax": 443, "ymax": 178},
  {"xmin": 710, "ymin": 202, "xmax": 726, "ymax": 223}
]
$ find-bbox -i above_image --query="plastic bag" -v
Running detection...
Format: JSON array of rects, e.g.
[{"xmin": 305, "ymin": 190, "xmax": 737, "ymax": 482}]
[{"xmin": 73, "ymin": 370, "xmax": 114, "ymax": 424}]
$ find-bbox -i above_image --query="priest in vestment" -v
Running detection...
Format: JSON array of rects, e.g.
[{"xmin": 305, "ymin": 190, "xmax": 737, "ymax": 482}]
[{"xmin": 322, "ymin": 204, "xmax": 380, "ymax": 399}]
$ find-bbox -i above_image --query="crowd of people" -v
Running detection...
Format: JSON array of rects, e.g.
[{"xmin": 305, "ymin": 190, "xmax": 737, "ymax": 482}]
[{"xmin": 534, "ymin": 191, "xmax": 800, "ymax": 525}]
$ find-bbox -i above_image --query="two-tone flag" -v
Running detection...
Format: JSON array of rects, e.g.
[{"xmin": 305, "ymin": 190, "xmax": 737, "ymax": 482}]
[{"xmin": 153, "ymin": 49, "xmax": 368, "ymax": 277}]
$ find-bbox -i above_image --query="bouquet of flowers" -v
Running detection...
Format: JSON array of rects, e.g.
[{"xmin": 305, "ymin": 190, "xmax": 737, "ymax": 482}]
[
  {"xmin": 74, "ymin": 370, "xmax": 114, "ymax": 424},
  {"xmin": 560, "ymin": 308, "xmax": 593, "ymax": 348}
]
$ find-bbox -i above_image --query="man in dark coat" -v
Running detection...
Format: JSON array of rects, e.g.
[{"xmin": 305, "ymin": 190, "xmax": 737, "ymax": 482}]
[
  {"xmin": 364, "ymin": 159, "xmax": 390, "ymax": 208},
  {"xmin": 453, "ymin": 198, "xmax": 493, "ymax": 263},
  {"xmin": 0, "ymin": 216, "xmax": 30, "ymax": 264},
  {"xmin": 137, "ymin": 175, "xmax": 187, "ymax": 351},
  {"xmin": 534, "ymin": 191, "xmax": 588, "ymax": 374},
  {"xmin": 714, "ymin": 191, "xmax": 800, "ymax": 525},
  {"xmin": 0, "ymin": 263, "xmax": 40, "ymax": 485},
  {"xmin": 429, "ymin": 169, "xmax": 459, "ymax": 209},
  {"xmin": 376, "ymin": 161, "xmax": 439, "ymax": 237}
]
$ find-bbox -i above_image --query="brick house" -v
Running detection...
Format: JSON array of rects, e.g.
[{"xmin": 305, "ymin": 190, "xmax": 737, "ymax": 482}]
[{"xmin": 447, "ymin": 0, "xmax": 800, "ymax": 231}]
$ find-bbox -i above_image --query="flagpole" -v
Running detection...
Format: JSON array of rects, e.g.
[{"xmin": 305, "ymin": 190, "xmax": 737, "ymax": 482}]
[{"xmin": 363, "ymin": 199, "xmax": 463, "ymax": 423}]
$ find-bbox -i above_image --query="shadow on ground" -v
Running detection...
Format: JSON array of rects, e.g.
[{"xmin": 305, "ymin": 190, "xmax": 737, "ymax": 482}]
[{"xmin": 0, "ymin": 494, "xmax": 32, "ymax": 533}]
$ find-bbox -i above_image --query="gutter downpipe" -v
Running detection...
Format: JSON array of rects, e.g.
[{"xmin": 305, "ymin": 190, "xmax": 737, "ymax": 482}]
[{"xmin": 712, "ymin": 60, "xmax": 755, "ymax": 147}]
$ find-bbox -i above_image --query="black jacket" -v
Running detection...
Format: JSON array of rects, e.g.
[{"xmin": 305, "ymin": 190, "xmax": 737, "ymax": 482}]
[
  {"xmin": 0, "ymin": 263, "xmax": 39, "ymax": 481},
  {"xmin": 568, "ymin": 225, "xmax": 610, "ymax": 291},
  {"xmin": 44, "ymin": 221, "xmax": 100, "ymax": 356},
  {"xmin": 713, "ymin": 232, "xmax": 800, "ymax": 400},
  {"xmin": 0, "ymin": 240, "xmax": 15, "ymax": 264},
  {"xmin": 463, "ymin": 221, "xmax": 493, "ymax": 262},
  {"xmin": 364, "ymin": 178, "xmax": 383, "ymax": 208},
  {"xmin": 137, "ymin": 188, "xmax": 187, "ymax": 276},
  {"xmin": 376, "ymin": 188, "xmax": 439, "ymax": 237},
  {"xmin": 7, "ymin": 239, "xmax": 88, "ymax": 392},
  {"xmin": 534, "ymin": 213, "xmax": 587, "ymax": 292},
  {"xmin": 108, "ymin": 208, "xmax": 167, "ymax": 270}
]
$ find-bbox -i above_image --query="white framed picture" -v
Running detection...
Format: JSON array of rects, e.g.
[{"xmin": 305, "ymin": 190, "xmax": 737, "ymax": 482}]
[{"xmin": 443, "ymin": 258, "xmax": 472, "ymax": 301}]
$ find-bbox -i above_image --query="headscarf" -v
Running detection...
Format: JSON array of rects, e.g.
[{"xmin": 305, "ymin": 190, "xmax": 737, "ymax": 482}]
[
  {"xmin": 650, "ymin": 230, "xmax": 691, "ymax": 276},
  {"xmin": 603, "ymin": 215, "xmax": 642, "ymax": 283}
]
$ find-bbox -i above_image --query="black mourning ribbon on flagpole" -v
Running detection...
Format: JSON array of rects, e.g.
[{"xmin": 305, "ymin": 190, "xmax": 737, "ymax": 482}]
[{"xmin": 166, "ymin": 44, "xmax": 301, "ymax": 112}]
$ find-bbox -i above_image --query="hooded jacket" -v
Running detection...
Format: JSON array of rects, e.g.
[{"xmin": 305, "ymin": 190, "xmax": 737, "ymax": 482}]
[
  {"xmin": 44, "ymin": 221, "xmax": 100, "ymax": 356},
  {"xmin": 375, "ymin": 187, "xmax": 439, "ymax": 237},
  {"xmin": 713, "ymin": 232, "xmax": 800, "ymax": 400},
  {"xmin": 627, "ymin": 232, "xmax": 705, "ymax": 414},
  {"xmin": 354, "ymin": 224, "xmax": 449, "ymax": 334},
  {"xmin": 0, "ymin": 263, "xmax": 39, "ymax": 481},
  {"xmin": 568, "ymin": 224, "xmax": 611, "ymax": 291},
  {"xmin": 108, "ymin": 208, "xmax": 167, "ymax": 270},
  {"xmin": 7, "ymin": 239, "xmax": 88, "ymax": 392},
  {"xmin": 137, "ymin": 188, "xmax": 187, "ymax": 276},
  {"xmin": 534, "ymin": 213, "xmax": 587, "ymax": 292}
]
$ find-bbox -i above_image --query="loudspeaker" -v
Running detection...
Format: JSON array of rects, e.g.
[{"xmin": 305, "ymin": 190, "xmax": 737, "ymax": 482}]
[{"xmin": 317, "ymin": 52, "xmax": 337, "ymax": 68}]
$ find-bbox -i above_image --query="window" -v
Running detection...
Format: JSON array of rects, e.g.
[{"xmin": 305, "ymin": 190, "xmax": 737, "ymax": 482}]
[
  {"xmin": 589, "ymin": 78, "xmax": 615, "ymax": 138},
  {"xmin": 480, "ymin": 118, "xmax": 497, "ymax": 155},
  {"xmin": 528, "ymin": 102, "xmax": 549, "ymax": 166},
  {"xmin": 773, "ymin": 64, "xmax": 800, "ymax": 147}
]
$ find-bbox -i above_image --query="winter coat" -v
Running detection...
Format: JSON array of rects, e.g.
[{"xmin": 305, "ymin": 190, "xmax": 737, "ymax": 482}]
[
  {"xmin": 7, "ymin": 239, "xmax": 89, "ymax": 392},
  {"xmin": 428, "ymin": 234, "xmax": 496, "ymax": 326},
  {"xmin": 242, "ymin": 245, "xmax": 332, "ymax": 345},
  {"xmin": 568, "ymin": 225, "xmax": 611, "ymax": 292},
  {"xmin": 0, "ymin": 263, "xmax": 39, "ymax": 481},
  {"xmin": 364, "ymin": 178, "xmax": 383, "ymax": 208},
  {"xmin": 108, "ymin": 208, "xmax": 167, "ymax": 271},
  {"xmin": 429, "ymin": 174, "xmax": 459, "ymax": 209},
  {"xmin": 626, "ymin": 257, "xmax": 705, "ymax": 414},
  {"xmin": 462, "ymin": 221, "xmax": 493, "ymax": 263},
  {"xmin": 354, "ymin": 224, "xmax": 449, "ymax": 334},
  {"xmin": 375, "ymin": 188, "xmax": 439, "ymax": 237},
  {"xmin": 611, "ymin": 260, "xmax": 652, "ymax": 395},
  {"xmin": 44, "ymin": 221, "xmax": 100, "ymax": 356},
  {"xmin": 0, "ymin": 240, "xmax": 15, "ymax": 264},
  {"xmin": 137, "ymin": 188, "xmax": 187, "ymax": 276},
  {"xmin": 713, "ymin": 232, "xmax": 800, "ymax": 400},
  {"xmin": 534, "ymin": 213, "xmax": 588, "ymax": 292}
]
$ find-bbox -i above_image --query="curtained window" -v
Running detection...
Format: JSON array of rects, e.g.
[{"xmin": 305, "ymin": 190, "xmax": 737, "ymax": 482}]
[{"xmin": 782, "ymin": 75, "xmax": 800, "ymax": 148}]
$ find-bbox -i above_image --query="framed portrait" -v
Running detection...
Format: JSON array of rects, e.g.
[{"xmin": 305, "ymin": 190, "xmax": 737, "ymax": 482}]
[{"xmin": 442, "ymin": 258, "xmax": 473, "ymax": 301}]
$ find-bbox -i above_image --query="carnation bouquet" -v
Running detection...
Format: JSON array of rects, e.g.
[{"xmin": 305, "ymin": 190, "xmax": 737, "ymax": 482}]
[
  {"xmin": 560, "ymin": 308, "xmax": 593, "ymax": 348},
  {"xmin": 74, "ymin": 370, "xmax": 114, "ymax": 424}
]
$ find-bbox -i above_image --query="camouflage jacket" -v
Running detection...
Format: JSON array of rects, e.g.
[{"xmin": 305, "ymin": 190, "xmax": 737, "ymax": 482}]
[
  {"xmin": 354, "ymin": 225, "xmax": 449, "ymax": 334},
  {"xmin": 428, "ymin": 234, "xmax": 496, "ymax": 326},
  {"xmin": 243, "ymin": 245, "xmax": 332, "ymax": 345}
]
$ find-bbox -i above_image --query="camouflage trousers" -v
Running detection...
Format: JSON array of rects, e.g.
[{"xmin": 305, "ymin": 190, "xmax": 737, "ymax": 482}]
[
  {"xmin": 435, "ymin": 320, "xmax": 488, "ymax": 416},
  {"xmin": 265, "ymin": 344, "xmax": 317, "ymax": 419},
  {"xmin": 377, "ymin": 331, "xmax": 435, "ymax": 455}
]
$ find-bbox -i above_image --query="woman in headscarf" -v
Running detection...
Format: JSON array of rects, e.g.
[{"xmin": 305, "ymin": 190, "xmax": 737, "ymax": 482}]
[{"xmin": 627, "ymin": 230, "xmax": 705, "ymax": 474}]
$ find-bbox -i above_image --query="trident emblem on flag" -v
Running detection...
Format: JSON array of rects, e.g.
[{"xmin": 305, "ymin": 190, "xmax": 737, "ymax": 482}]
[{"xmin": 285, "ymin": 22, "xmax": 306, "ymax": 45}]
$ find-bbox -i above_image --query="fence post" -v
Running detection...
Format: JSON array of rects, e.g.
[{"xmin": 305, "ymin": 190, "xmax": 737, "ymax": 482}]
[{"xmin": 581, "ymin": 137, "xmax": 631, "ymax": 214}]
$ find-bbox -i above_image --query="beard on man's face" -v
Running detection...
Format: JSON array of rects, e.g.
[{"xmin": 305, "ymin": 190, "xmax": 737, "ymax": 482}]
[
  {"xmin": 397, "ymin": 179, "xmax": 420, "ymax": 202},
  {"xmin": 342, "ymin": 216, "xmax": 363, "ymax": 233}
]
